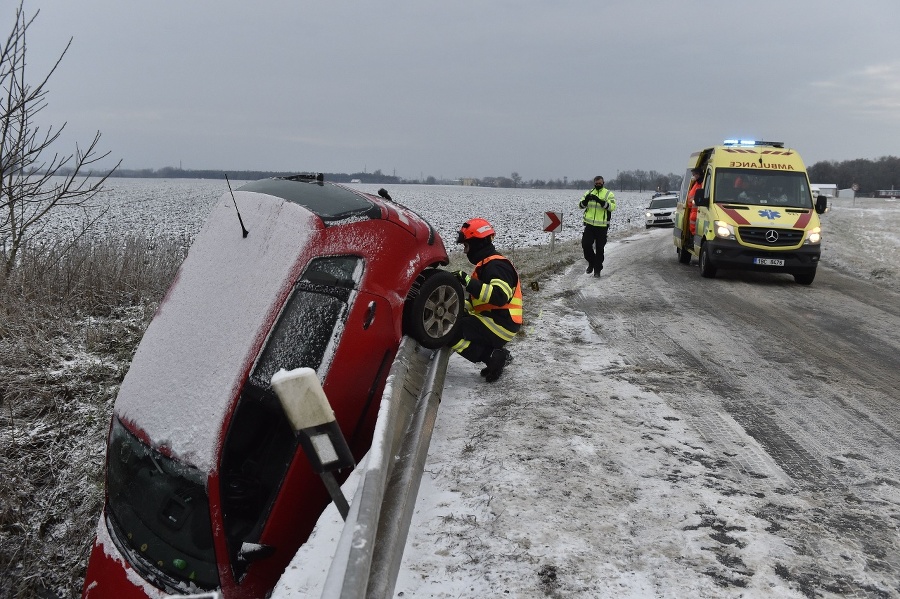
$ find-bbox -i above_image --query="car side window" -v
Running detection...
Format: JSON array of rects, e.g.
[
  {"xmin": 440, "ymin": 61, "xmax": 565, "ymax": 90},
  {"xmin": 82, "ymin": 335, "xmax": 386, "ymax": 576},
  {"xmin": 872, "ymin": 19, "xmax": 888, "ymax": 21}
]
[
  {"xmin": 220, "ymin": 388, "xmax": 297, "ymax": 575},
  {"xmin": 248, "ymin": 292, "xmax": 346, "ymax": 390},
  {"xmin": 300, "ymin": 255, "xmax": 361, "ymax": 289},
  {"xmin": 249, "ymin": 256, "xmax": 362, "ymax": 390}
]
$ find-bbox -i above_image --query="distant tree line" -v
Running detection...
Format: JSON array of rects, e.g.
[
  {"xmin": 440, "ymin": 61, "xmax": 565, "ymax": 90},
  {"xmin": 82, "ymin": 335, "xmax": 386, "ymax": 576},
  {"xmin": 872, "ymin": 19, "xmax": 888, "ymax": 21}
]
[
  {"xmin": 105, "ymin": 166, "xmax": 403, "ymax": 185},
  {"xmin": 60, "ymin": 156, "xmax": 898, "ymax": 195},
  {"xmin": 460, "ymin": 170, "xmax": 682, "ymax": 192},
  {"xmin": 807, "ymin": 156, "xmax": 899, "ymax": 195},
  {"xmin": 95, "ymin": 166, "xmax": 681, "ymax": 191}
]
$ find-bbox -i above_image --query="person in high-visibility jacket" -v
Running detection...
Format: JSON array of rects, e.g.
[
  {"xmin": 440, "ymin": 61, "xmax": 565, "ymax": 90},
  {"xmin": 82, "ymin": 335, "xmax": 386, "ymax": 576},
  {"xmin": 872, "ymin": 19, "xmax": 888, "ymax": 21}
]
[
  {"xmin": 450, "ymin": 218, "xmax": 523, "ymax": 383},
  {"xmin": 579, "ymin": 175, "xmax": 617, "ymax": 277},
  {"xmin": 687, "ymin": 168, "xmax": 702, "ymax": 236}
]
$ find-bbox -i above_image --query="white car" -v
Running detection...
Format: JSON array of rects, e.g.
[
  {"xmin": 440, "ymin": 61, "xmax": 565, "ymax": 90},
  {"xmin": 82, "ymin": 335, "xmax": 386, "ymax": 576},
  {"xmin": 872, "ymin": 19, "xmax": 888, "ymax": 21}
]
[{"xmin": 645, "ymin": 193, "xmax": 679, "ymax": 228}]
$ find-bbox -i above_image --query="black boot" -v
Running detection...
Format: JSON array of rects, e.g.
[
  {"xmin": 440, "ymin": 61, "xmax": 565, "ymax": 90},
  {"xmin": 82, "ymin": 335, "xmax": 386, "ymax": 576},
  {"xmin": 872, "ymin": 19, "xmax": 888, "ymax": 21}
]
[{"xmin": 481, "ymin": 348, "xmax": 510, "ymax": 382}]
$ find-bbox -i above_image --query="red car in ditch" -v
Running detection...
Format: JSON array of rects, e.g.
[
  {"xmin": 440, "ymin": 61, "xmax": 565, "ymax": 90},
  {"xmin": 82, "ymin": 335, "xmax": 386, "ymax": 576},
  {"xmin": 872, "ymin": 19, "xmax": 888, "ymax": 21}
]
[{"xmin": 82, "ymin": 174, "xmax": 462, "ymax": 598}]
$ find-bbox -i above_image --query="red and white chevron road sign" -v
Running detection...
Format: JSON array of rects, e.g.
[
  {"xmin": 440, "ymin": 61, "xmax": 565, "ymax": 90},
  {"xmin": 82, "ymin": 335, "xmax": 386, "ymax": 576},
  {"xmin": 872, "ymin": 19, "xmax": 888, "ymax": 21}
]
[{"xmin": 543, "ymin": 211, "xmax": 562, "ymax": 232}]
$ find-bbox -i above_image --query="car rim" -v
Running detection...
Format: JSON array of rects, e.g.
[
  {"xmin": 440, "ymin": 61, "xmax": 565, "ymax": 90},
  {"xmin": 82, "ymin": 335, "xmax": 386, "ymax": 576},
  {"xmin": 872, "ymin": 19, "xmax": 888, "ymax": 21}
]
[{"xmin": 422, "ymin": 283, "xmax": 459, "ymax": 338}]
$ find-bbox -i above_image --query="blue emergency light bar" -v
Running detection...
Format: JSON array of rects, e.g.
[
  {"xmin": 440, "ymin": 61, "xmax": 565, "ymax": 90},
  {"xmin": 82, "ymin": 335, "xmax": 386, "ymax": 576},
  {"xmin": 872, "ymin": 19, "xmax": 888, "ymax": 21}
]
[{"xmin": 723, "ymin": 139, "xmax": 784, "ymax": 148}]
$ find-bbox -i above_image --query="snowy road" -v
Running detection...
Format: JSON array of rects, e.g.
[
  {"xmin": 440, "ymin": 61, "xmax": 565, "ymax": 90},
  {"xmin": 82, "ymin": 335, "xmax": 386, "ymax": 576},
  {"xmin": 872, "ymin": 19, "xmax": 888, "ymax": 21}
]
[{"xmin": 391, "ymin": 228, "xmax": 900, "ymax": 598}]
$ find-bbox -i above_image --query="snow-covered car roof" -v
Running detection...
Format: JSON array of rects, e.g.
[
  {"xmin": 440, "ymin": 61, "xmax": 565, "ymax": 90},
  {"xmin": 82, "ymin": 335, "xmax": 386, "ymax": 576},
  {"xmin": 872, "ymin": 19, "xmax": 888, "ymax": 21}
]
[{"xmin": 115, "ymin": 193, "xmax": 318, "ymax": 473}]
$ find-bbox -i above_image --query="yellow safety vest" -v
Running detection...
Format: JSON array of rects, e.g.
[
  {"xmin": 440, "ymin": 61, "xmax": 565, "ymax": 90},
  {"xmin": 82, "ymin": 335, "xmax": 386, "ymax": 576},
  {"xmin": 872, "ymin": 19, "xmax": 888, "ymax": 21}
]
[
  {"xmin": 580, "ymin": 187, "xmax": 615, "ymax": 227},
  {"xmin": 469, "ymin": 254, "xmax": 523, "ymax": 341}
]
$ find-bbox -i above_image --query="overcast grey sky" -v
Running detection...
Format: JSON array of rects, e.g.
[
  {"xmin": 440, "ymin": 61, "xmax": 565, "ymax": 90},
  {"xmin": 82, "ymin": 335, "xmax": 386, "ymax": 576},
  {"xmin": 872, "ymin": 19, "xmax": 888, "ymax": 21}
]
[{"xmin": 11, "ymin": 1, "xmax": 900, "ymax": 181}]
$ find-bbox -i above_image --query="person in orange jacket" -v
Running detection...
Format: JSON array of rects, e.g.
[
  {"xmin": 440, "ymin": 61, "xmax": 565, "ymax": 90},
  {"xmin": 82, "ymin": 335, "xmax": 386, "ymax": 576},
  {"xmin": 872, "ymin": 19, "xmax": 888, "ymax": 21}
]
[
  {"xmin": 450, "ymin": 218, "xmax": 523, "ymax": 383},
  {"xmin": 687, "ymin": 168, "xmax": 703, "ymax": 236}
]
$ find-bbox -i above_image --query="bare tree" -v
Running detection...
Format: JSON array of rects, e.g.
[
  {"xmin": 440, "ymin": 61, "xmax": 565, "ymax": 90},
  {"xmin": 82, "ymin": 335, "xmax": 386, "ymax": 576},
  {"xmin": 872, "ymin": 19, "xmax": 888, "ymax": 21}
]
[{"xmin": 1, "ymin": 1, "xmax": 120, "ymax": 278}]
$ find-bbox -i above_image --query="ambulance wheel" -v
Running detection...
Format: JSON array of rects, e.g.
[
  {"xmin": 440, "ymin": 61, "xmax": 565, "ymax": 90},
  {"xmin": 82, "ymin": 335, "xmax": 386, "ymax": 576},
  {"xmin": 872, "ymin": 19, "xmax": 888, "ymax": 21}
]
[
  {"xmin": 403, "ymin": 269, "xmax": 464, "ymax": 349},
  {"xmin": 677, "ymin": 246, "xmax": 691, "ymax": 264},
  {"xmin": 699, "ymin": 243, "xmax": 717, "ymax": 278},
  {"xmin": 793, "ymin": 270, "xmax": 816, "ymax": 285}
]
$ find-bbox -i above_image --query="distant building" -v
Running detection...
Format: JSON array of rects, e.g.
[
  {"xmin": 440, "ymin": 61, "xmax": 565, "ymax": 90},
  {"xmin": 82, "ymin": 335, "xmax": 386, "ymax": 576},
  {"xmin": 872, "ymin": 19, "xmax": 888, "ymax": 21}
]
[
  {"xmin": 811, "ymin": 183, "xmax": 837, "ymax": 198},
  {"xmin": 876, "ymin": 189, "xmax": 899, "ymax": 198}
]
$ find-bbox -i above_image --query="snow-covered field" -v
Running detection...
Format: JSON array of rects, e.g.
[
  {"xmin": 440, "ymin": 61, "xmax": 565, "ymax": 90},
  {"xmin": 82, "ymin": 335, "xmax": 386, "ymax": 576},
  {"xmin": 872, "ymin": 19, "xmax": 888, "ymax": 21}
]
[{"xmin": 47, "ymin": 178, "xmax": 655, "ymax": 249}]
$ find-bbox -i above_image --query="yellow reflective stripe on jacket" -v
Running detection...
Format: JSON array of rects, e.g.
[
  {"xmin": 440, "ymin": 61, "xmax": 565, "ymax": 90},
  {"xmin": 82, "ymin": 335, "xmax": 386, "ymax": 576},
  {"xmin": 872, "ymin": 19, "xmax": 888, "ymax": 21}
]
[
  {"xmin": 473, "ymin": 277, "xmax": 511, "ymax": 304},
  {"xmin": 472, "ymin": 289, "xmax": 523, "ymax": 321},
  {"xmin": 471, "ymin": 255, "xmax": 523, "ymax": 325}
]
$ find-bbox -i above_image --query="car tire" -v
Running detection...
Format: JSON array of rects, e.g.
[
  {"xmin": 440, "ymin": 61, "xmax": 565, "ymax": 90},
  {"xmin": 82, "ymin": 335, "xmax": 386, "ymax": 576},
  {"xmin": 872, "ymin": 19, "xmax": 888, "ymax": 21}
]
[
  {"xmin": 793, "ymin": 270, "xmax": 816, "ymax": 285},
  {"xmin": 699, "ymin": 242, "xmax": 717, "ymax": 278},
  {"xmin": 404, "ymin": 269, "xmax": 463, "ymax": 349}
]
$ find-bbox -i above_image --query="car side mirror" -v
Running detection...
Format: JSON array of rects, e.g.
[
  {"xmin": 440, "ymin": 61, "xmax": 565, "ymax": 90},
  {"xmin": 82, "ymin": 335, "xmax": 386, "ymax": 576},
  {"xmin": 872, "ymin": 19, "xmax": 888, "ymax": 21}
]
[
  {"xmin": 233, "ymin": 542, "xmax": 276, "ymax": 582},
  {"xmin": 696, "ymin": 193, "xmax": 710, "ymax": 208},
  {"xmin": 815, "ymin": 195, "xmax": 827, "ymax": 214},
  {"xmin": 238, "ymin": 542, "xmax": 275, "ymax": 564}
]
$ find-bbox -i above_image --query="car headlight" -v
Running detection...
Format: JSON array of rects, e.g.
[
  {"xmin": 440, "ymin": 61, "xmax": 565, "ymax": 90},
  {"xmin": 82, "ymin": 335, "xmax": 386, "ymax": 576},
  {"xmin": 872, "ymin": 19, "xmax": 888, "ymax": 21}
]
[
  {"xmin": 645, "ymin": 212, "xmax": 652, "ymax": 218},
  {"xmin": 805, "ymin": 226, "xmax": 821, "ymax": 244},
  {"xmin": 714, "ymin": 220, "xmax": 735, "ymax": 240}
]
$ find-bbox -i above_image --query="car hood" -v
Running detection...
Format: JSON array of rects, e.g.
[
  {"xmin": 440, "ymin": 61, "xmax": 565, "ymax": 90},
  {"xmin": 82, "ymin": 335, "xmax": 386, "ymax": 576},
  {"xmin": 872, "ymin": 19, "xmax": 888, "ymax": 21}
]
[{"xmin": 114, "ymin": 192, "xmax": 317, "ymax": 474}]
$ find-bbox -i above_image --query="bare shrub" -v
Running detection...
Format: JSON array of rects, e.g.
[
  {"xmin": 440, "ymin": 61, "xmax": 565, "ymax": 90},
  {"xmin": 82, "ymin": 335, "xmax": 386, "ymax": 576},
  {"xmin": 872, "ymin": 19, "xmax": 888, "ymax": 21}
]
[{"xmin": 0, "ymin": 235, "xmax": 185, "ymax": 599}]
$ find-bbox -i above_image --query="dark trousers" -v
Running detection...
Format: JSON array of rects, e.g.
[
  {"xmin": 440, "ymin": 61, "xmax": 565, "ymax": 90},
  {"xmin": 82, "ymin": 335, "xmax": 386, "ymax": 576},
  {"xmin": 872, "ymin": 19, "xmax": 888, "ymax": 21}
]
[
  {"xmin": 581, "ymin": 224, "xmax": 609, "ymax": 271},
  {"xmin": 450, "ymin": 314, "xmax": 506, "ymax": 364}
]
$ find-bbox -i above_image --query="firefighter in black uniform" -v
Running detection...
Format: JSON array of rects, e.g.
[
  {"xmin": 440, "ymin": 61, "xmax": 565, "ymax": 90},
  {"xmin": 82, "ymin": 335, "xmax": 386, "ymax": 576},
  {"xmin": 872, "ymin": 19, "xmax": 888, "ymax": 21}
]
[{"xmin": 450, "ymin": 218, "xmax": 523, "ymax": 382}]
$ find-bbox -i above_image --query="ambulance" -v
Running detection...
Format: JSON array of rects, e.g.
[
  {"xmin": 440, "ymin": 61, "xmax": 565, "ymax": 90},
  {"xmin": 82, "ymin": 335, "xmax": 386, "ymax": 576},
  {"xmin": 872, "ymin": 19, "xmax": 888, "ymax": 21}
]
[{"xmin": 674, "ymin": 139, "xmax": 828, "ymax": 285}]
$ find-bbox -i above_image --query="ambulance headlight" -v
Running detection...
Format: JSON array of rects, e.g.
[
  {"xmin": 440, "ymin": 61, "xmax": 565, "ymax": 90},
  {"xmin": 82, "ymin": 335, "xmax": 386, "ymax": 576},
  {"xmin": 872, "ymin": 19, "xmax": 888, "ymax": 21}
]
[
  {"xmin": 805, "ymin": 226, "xmax": 821, "ymax": 244},
  {"xmin": 714, "ymin": 221, "xmax": 735, "ymax": 240}
]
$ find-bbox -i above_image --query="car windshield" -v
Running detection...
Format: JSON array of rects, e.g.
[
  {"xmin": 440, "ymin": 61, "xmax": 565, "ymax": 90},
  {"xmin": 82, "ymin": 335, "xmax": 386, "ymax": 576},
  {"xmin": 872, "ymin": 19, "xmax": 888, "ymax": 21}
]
[
  {"xmin": 649, "ymin": 197, "xmax": 677, "ymax": 209},
  {"xmin": 714, "ymin": 169, "xmax": 813, "ymax": 208},
  {"xmin": 106, "ymin": 418, "xmax": 219, "ymax": 592},
  {"xmin": 238, "ymin": 178, "xmax": 382, "ymax": 221}
]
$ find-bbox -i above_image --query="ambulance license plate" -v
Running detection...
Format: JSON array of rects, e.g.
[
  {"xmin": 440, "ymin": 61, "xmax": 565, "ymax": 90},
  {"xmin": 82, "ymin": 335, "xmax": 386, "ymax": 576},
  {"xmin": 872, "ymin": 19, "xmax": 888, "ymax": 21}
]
[{"xmin": 754, "ymin": 258, "xmax": 785, "ymax": 266}]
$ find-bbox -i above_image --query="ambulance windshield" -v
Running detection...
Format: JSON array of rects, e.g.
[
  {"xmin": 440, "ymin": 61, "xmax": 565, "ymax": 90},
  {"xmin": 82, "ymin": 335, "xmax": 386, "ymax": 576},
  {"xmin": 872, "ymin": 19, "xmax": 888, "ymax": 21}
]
[{"xmin": 715, "ymin": 169, "xmax": 813, "ymax": 208}]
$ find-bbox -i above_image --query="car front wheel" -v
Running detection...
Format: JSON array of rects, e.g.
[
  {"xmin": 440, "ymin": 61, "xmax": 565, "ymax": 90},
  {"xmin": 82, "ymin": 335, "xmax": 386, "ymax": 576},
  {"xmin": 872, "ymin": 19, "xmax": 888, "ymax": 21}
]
[
  {"xmin": 699, "ymin": 242, "xmax": 717, "ymax": 278},
  {"xmin": 403, "ymin": 269, "xmax": 463, "ymax": 349},
  {"xmin": 793, "ymin": 270, "xmax": 816, "ymax": 285}
]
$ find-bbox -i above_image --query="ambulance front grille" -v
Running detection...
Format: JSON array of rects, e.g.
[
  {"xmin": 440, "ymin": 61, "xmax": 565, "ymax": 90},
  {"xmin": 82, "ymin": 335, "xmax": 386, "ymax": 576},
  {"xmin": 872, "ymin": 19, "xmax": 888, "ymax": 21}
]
[{"xmin": 738, "ymin": 227, "xmax": 803, "ymax": 247}]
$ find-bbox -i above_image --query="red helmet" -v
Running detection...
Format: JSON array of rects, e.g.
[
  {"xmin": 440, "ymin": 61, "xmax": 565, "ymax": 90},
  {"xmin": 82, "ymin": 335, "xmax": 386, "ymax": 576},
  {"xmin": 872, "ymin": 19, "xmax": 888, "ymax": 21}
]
[{"xmin": 456, "ymin": 218, "xmax": 495, "ymax": 243}]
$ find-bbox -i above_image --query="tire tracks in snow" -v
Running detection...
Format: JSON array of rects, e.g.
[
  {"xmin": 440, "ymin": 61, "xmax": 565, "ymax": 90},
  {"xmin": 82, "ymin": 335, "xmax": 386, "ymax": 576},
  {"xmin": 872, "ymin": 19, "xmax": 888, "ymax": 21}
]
[{"xmin": 558, "ymin": 231, "xmax": 900, "ymax": 597}]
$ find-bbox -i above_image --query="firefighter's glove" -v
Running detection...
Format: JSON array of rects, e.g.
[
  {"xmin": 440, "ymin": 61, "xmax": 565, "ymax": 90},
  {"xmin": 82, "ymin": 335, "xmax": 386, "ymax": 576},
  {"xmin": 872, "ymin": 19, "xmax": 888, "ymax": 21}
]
[
  {"xmin": 598, "ymin": 200, "xmax": 608, "ymax": 208},
  {"xmin": 453, "ymin": 270, "xmax": 470, "ymax": 287}
]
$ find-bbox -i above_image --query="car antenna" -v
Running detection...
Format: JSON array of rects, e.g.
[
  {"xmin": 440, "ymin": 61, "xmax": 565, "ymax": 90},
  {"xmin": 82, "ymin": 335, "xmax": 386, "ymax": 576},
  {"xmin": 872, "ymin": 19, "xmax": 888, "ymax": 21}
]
[{"xmin": 225, "ymin": 173, "xmax": 249, "ymax": 238}]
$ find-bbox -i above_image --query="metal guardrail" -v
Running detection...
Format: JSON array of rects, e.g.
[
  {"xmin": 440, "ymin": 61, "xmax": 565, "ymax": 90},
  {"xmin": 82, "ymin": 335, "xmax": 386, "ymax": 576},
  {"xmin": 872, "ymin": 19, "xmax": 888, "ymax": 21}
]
[{"xmin": 320, "ymin": 337, "xmax": 450, "ymax": 598}]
